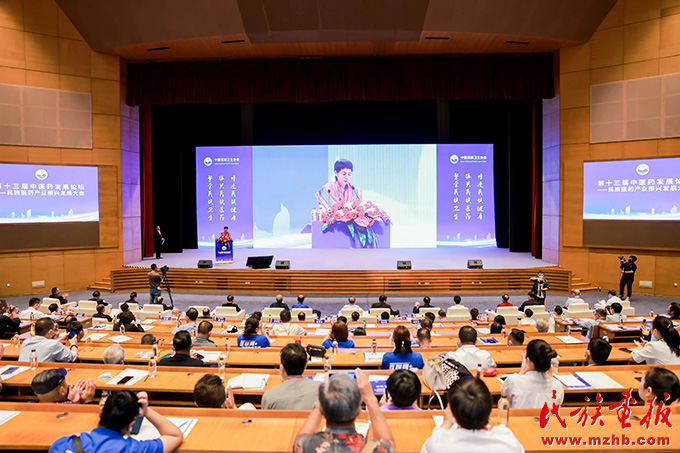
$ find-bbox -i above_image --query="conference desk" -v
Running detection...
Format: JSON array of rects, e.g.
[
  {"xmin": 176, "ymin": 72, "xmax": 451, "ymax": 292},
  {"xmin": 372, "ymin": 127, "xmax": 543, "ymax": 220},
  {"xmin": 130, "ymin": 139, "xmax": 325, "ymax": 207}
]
[
  {"xmin": 0, "ymin": 402, "xmax": 676, "ymax": 452},
  {"xmin": 2, "ymin": 360, "xmax": 677, "ymax": 407}
]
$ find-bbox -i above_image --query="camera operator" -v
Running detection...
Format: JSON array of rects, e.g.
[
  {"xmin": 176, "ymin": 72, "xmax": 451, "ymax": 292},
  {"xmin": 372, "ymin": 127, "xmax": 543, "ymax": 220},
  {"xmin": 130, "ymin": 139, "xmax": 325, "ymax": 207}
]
[
  {"xmin": 148, "ymin": 263, "xmax": 163, "ymax": 305},
  {"xmin": 619, "ymin": 255, "xmax": 637, "ymax": 301}
]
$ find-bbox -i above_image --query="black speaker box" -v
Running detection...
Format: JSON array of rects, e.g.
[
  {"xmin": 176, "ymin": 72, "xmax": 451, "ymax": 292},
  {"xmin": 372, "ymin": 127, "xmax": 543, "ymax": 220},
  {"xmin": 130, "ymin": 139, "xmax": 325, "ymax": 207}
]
[
  {"xmin": 397, "ymin": 260, "xmax": 412, "ymax": 270},
  {"xmin": 275, "ymin": 260, "xmax": 290, "ymax": 269},
  {"xmin": 246, "ymin": 255, "xmax": 274, "ymax": 269},
  {"xmin": 467, "ymin": 259, "xmax": 483, "ymax": 269},
  {"xmin": 197, "ymin": 259, "xmax": 213, "ymax": 268}
]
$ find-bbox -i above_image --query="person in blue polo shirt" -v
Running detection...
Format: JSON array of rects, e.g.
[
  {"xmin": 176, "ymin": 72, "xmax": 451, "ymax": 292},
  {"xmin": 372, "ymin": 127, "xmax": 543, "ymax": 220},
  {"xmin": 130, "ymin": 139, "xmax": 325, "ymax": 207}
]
[
  {"xmin": 237, "ymin": 317, "xmax": 270, "ymax": 348},
  {"xmin": 49, "ymin": 390, "xmax": 183, "ymax": 453},
  {"xmin": 381, "ymin": 326, "xmax": 424, "ymax": 370},
  {"xmin": 322, "ymin": 321, "xmax": 355, "ymax": 349}
]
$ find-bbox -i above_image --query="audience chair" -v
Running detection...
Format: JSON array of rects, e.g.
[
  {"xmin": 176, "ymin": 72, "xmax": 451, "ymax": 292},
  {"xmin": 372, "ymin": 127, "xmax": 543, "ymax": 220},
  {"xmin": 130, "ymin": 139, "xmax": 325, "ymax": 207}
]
[
  {"xmin": 212, "ymin": 306, "xmax": 246, "ymax": 321},
  {"xmin": 368, "ymin": 308, "xmax": 392, "ymax": 319},
  {"xmin": 417, "ymin": 307, "xmax": 441, "ymax": 318},
  {"xmin": 74, "ymin": 300, "xmax": 97, "ymax": 316},
  {"xmin": 564, "ymin": 302, "xmax": 592, "ymax": 318},
  {"xmin": 446, "ymin": 306, "xmax": 471, "ymax": 321},
  {"xmin": 496, "ymin": 306, "xmax": 521, "ymax": 326},
  {"xmin": 291, "ymin": 308, "xmax": 316, "ymax": 319}
]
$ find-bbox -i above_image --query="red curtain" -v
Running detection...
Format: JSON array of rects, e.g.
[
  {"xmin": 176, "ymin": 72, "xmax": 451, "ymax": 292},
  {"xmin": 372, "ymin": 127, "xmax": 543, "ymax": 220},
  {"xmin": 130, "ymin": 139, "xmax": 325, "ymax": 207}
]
[{"xmin": 127, "ymin": 55, "xmax": 554, "ymax": 106}]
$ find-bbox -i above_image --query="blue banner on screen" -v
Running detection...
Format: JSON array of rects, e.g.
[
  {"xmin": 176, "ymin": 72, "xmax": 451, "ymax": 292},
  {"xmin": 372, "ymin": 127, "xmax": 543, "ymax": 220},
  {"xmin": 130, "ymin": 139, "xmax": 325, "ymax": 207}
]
[
  {"xmin": 436, "ymin": 144, "xmax": 496, "ymax": 246},
  {"xmin": 196, "ymin": 146, "xmax": 254, "ymax": 247},
  {"xmin": 583, "ymin": 157, "xmax": 680, "ymax": 220},
  {"xmin": 195, "ymin": 144, "xmax": 495, "ymax": 248},
  {"xmin": 0, "ymin": 163, "xmax": 98, "ymax": 223}
]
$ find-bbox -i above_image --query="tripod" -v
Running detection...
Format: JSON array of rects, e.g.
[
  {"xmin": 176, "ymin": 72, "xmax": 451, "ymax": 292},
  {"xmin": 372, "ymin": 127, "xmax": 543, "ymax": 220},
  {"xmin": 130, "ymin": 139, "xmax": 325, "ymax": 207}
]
[{"xmin": 160, "ymin": 271, "xmax": 175, "ymax": 309}]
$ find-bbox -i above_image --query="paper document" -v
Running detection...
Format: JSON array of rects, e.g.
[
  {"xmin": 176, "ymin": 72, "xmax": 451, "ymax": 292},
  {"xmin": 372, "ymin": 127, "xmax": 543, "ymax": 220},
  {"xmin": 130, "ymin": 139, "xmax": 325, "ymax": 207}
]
[
  {"xmin": 140, "ymin": 325, "xmax": 155, "ymax": 331},
  {"xmin": 0, "ymin": 365, "xmax": 29, "ymax": 381},
  {"xmin": 363, "ymin": 352, "xmax": 385, "ymax": 363},
  {"xmin": 556, "ymin": 335, "xmax": 582, "ymax": 344},
  {"xmin": 310, "ymin": 356, "xmax": 323, "ymax": 363},
  {"xmin": 134, "ymin": 417, "xmax": 198, "ymax": 440},
  {"xmin": 476, "ymin": 328, "xmax": 490, "ymax": 334},
  {"xmin": 0, "ymin": 411, "xmax": 20, "ymax": 427},
  {"xmin": 107, "ymin": 335, "xmax": 134, "ymax": 343},
  {"xmin": 227, "ymin": 373, "xmax": 270, "ymax": 390},
  {"xmin": 554, "ymin": 374, "xmax": 592, "ymax": 389},
  {"xmin": 84, "ymin": 333, "xmax": 108, "ymax": 342},
  {"xmin": 314, "ymin": 328, "xmax": 331, "ymax": 336},
  {"xmin": 575, "ymin": 372, "xmax": 624, "ymax": 389},
  {"xmin": 141, "ymin": 319, "xmax": 156, "ymax": 324},
  {"xmin": 106, "ymin": 368, "xmax": 149, "ymax": 386},
  {"xmin": 197, "ymin": 350, "xmax": 221, "ymax": 362}
]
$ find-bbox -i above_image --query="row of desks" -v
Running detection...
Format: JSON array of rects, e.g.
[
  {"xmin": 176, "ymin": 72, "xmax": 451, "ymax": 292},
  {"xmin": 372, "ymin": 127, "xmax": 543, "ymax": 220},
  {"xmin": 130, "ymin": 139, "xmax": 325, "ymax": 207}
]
[{"xmin": 0, "ymin": 401, "xmax": 677, "ymax": 452}]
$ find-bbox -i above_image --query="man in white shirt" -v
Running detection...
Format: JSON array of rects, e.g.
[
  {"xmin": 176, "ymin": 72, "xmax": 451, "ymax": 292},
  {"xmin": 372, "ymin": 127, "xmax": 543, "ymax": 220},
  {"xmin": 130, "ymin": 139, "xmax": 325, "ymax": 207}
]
[
  {"xmin": 595, "ymin": 289, "xmax": 622, "ymax": 309},
  {"xmin": 564, "ymin": 289, "xmax": 583, "ymax": 308},
  {"xmin": 605, "ymin": 302, "xmax": 627, "ymax": 323},
  {"xmin": 19, "ymin": 318, "xmax": 79, "ymax": 362},
  {"xmin": 519, "ymin": 309, "xmax": 537, "ymax": 329},
  {"xmin": 173, "ymin": 308, "xmax": 199, "ymax": 334},
  {"xmin": 446, "ymin": 326, "xmax": 495, "ymax": 371},
  {"xmin": 420, "ymin": 377, "xmax": 524, "ymax": 453},
  {"xmin": 574, "ymin": 308, "xmax": 607, "ymax": 338},
  {"xmin": 19, "ymin": 298, "xmax": 48, "ymax": 320},
  {"xmin": 271, "ymin": 309, "xmax": 306, "ymax": 336},
  {"xmin": 338, "ymin": 296, "xmax": 365, "ymax": 317}
]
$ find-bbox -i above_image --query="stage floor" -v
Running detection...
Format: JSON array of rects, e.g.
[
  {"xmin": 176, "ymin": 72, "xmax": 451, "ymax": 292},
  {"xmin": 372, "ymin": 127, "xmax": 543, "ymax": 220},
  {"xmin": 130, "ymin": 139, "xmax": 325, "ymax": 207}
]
[{"xmin": 130, "ymin": 247, "xmax": 556, "ymax": 271}]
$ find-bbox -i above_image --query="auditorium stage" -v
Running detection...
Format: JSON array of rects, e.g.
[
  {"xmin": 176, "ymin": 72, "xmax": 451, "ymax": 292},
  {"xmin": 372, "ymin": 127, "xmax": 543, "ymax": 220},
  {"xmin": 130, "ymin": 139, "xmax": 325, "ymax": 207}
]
[{"xmin": 128, "ymin": 246, "xmax": 556, "ymax": 271}]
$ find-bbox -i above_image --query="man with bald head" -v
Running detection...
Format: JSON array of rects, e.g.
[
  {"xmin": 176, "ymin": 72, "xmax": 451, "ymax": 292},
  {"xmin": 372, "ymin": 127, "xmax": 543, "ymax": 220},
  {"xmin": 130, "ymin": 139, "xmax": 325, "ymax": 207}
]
[
  {"xmin": 565, "ymin": 289, "xmax": 584, "ymax": 308},
  {"xmin": 270, "ymin": 294, "xmax": 290, "ymax": 310}
]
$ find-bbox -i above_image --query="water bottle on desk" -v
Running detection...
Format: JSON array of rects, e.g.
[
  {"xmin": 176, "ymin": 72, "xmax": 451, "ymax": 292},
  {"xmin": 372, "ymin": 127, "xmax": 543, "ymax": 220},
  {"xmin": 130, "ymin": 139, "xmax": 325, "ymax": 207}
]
[
  {"xmin": 29, "ymin": 349, "xmax": 38, "ymax": 369},
  {"xmin": 566, "ymin": 325, "xmax": 571, "ymax": 336},
  {"xmin": 225, "ymin": 338, "xmax": 230, "ymax": 359},
  {"xmin": 324, "ymin": 356, "xmax": 332, "ymax": 372},
  {"xmin": 332, "ymin": 340, "xmax": 338, "ymax": 357},
  {"xmin": 371, "ymin": 339, "xmax": 377, "ymax": 353},
  {"xmin": 476, "ymin": 363, "xmax": 482, "ymax": 378},
  {"xmin": 501, "ymin": 329, "xmax": 506, "ymax": 342},
  {"xmin": 152, "ymin": 342, "xmax": 159, "ymax": 358},
  {"xmin": 218, "ymin": 356, "xmax": 227, "ymax": 378},
  {"xmin": 498, "ymin": 396, "xmax": 510, "ymax": 425},
  {"xmin": 551, "ymin": 357, "xmax": 559, "ymax": 375},
  {"xmin": 148, "ymin": 357, "xmax": 157, "ymax": 378},
  {"xmin": 650, "ymin": 310, "xmax": 654, "ymax": 318},
  {"xmin": 362, "ymin": 319, "xmax": 366, "ymax": 330},
  {"xmin": 12, "ymin": 334, "xmax": 20, "ymax": 348},
  {"xmin": 120, "ymin": 324, "xmax": 125, "ymax": 336}
]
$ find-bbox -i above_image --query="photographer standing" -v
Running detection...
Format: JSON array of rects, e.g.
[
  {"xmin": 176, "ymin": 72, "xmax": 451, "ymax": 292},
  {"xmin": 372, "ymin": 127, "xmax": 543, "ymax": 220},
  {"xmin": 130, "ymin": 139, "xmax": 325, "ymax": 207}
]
[
  {"xmin": 148, "ymin": 263, "xmax": 162, "ymax": 305},
  {"xmin": 619, "ymin": 255, "xmax": 637, "ymax": 301}
]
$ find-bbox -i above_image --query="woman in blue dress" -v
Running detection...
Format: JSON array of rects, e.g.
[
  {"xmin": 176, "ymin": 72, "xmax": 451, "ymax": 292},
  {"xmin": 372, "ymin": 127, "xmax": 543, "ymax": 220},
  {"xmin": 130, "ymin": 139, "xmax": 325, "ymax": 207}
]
[{"xmin": 322, "ymin": 321, "xmax": 355, "ymax": 349}]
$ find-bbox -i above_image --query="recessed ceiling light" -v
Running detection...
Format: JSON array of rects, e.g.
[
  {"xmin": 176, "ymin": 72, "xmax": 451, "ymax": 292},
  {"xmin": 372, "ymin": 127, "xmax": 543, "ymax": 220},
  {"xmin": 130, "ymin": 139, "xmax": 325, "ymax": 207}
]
[
  {"xmin": 221, "ymin": 39, "xmax": 245, "ymax": 44},
  {"xmin": 505, "ymin": 40, "xmax": 529, "ymax": 45},
  {"xmin": 424, "ymin": 36, "xmax": 450, "ymax": 40},
  {"xmin": 147, "ymin": 46, "xmax": 169, "ymax": 52}
]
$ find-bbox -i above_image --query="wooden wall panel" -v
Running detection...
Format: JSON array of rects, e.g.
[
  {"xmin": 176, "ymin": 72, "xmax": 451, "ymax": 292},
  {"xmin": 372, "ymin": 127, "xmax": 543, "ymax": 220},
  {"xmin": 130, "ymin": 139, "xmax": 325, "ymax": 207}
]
[
  {"xmin": 560, "ymin": 108, "xmax": 590, "ymax": 144},
  {"xmin": 0, "ymin": 255, "xmax": 32, "ymax": 296},
  {"xmin": 24, "ymin": 32, "xmax": 58, "ymax": 71},
  {"xmin": 623, "ymin": 20, "xmax": 660, "ymax": 63},
  {"xmin": 654, "ymin": 256, "xmax": 680, "ymax": 297},
  {"xmin": 30, "ymin": 253, "xmax": 64, "ymax": 292},
  {"xmin": 23, "ymin": 0, "xmax": 59, "ymax": 36},
  {"xmin": 558, "ymin": 249, "xmax": 590, "ymax": 280},
  {"xmin": 559, "ymin": 43, "xmax": 590, "ymax": 73},
  {"xmin": 560, "ymin": 160, "xmax": 583, "ymax": 247},
  {"xmin": 98, "ymin": 166, "xmax": 119, "ymax": 248},
  {"xmin": 622, "ymin": 140, "xmax": 658, "ymax": 158},
  {"xmin": 622, "ymin": 60, "xmax": 659, "ymax": 79},
  {"xmin": 559, "ymin": 71, "xmax": 590, "ymax": 109},
  {"xmin": 63, "ymin": 252, "xmax": 95, "ymax": 290},
  {"xmin": 590, "ymin": 27, "xmax": 624, "ymax": 68}
]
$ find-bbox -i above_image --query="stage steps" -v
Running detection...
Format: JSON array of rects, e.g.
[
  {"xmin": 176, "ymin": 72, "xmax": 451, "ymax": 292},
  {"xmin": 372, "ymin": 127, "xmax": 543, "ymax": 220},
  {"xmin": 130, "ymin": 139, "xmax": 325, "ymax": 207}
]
[
  {"xmin": 110, "ymin": 267, "xmax": 572, "ymax": 295},
  {"xmin": 88, "ymin": 276, "xmax": 112, "ymax": 293},
  {"xmin": 571, "ymin": 276, "xmax": 599, "ymax": 292}
]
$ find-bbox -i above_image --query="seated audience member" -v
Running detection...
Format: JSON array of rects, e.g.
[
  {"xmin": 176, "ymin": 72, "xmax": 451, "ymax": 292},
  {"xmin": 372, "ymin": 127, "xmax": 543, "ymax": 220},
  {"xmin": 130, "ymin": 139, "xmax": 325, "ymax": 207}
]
[
  {"xmin": 380, "ymin": 311, "xmax": 390, "ymax": 321},
  {"xmin": 62, "ymin": 314, "xmax": 77, "ymax": 325},
  {"xmin": 354, "ymin": 326, "xmax": 367, "ymax": 336},
  {"xmin": 497, "ymin": 294, "xmax": 512, "ymax": 309},
  {"xmin": 631, "ymin": 316, "xmax": 680, "ymax": 365},
  {"xmin": 272, "ymin": 310, "xmax": 307, "ymax": 336},
  {"xmin": 173, "ymin": 308, "xmax": 199, "ymax": 334},
  {"xmin": 193, "ymin": 374, "xmax": 256, "ymax": 410},
  {"xmin": 237, "ymin": 317, "xmax": 270, "ymax": 348},
  {"xmin": 270, "ymin": 294, "xmax": 290, "ymax": 310},
  {"xmin": 424, "ymin": 312, "xmax": 436, "ymax": 323},
  {"xmin": 48, "ymin": 303, "xmax": 60, "ymax": 317},
  {"xmin": 520, "ymin": 308, "xmax": 536, "ymax": 328},
  {"xmin": 420, "ymin": 378, "xmax": 524, "ymax": 453},
  {"xmin": 413, "ymin": 296, "xmax": 434, "ymax": 314},
  {"xmin": 193, "ymin": 321, "xmax": 216, "ymax": 347},
  {"xmin": 420, "ymin": 318, "xmax": 434, "ymax": 333},
  {"xmin": 292, "ymin": 294, "xmax": 309, "ymax": 309},
  {"xmin": 199, "ymin": 308, "xmax": 212, "ymax": 319},
  {"xmin": 417, "ymin": 328, "xmax": 432, "ymax": 348},
  {"xmin": 519, "ymin": 292, "xmax": 541, "ymax": 312},
  {"xmin": 638, "ymin": 367, "xmax": 680, "ymax": 406},
  {"xmin": 469, "ymin": 308, "xmax": 479, "ymax": 321},
  {"xmin": 605, "ymin": 302, "xmax": 626, "ymax": 323},
  {"xmin": 322, "ymin": 322, "xmax": 355, "ymax": 349},
  {"xmin": 339, "ymin": 296, "xmax": 365, "ymax": 316},
  {"xmin": 489, "ymin": 322, "xmax": 503, "ymax": 334},
  {"xmin": 118, "ymin": 302, "xmax": 130, "ymax": 316},
  {"xmin": 337, "ymin": 316, "xmax": 348, "ymax": 324},
  {"xmin": 564, "ymin": 289, "xmax": 583, "ymax": 308},
  {"xmin": 294, "ymin": 371, "xmax": 394, "ymax": 452},
  {"xmin": 380, "ymin": 369, "xmax": 421, "ymax": 411},
  {"xmin": 66, "ymin": 320, "xmax": 85, "ymax": 342},
  {"xmin": 89, "ymin": 291, "xmax": 107, "ymax": 306},
  {"xmin": 153, "ymin": 295, "xmax": 171, "ymax": 311},
  {"xmin": 371, "ymin": 294, "xmax": 400, "ymax": 316},
  {"xmin": 573, "ymin": 308, "xmax": 607, "ymax": 338},
  {"xmin": 381, "ymin": 326, "xmax": 424, "ymax": 370},
  {"xmin": 535, "ymin": 319, "xmax": 549, "ymax": 333},
  {"xmin": 49, "ymin": 390, "xmax": 183, "ymax": 452},
  {"xmin": 125, "ymin": 292, "xmax": 137, "ymax": 305},
  {"xmin": 493, "ymin": 315, "xmax": 506, "ymax": 325},
  {"xmin": 553, "ymin": 305, "xmax": 563, "ymax": 317},
  {"xmin": 141, "ymin": 333, "xmax": 157, "ymax": 345},
  {"xmin": 297, "ymin": 311, "xmax": 306, "ymax": 321},
  {"xmin": 20, "ymin": 297, "xmax": 48, "ymax": 320},
  {"xmin": 0, "ymin": 299, "xmax": 21, "ymax": 337},
  {"xmin": 447, "ymin": 326, "xmax": 495, "ymax": 371},
  {"xmin": 102, "ymin": 344, "xmax": 125, "ymax": 364},
  {"xmin": 262, "ymin": 343, "xmax": 320, "ymax": 410},
  {"xmin": 113, "ymin": 311, "xmax": 144, "ymax": 333},
  {"xmin": 500, "ymin": 339, "xmax": 564, "ymax": 409},
  {"xmin": 595, "ymin": 289, "xmax": 622, "ymax": 310},
  {"xmin": 158, "ymin": 331, "xmax": 204, "ymax": 367},
  {"xmin": 667, "ymin": 302, "xmax": 680, "ymax": 320},
  {"xmin": 50, "ymin": 287, "xmax": 69, "ymax": 305},
  {"xmin": 92, "ymin": 304, "xmax": 112, "ymax": 322},
  {"xmin": 31, "ymin": 368, "xmax": 95, "ymax": 403},
  {"xmin": 221, "ymin": 294, "xmax": 241, "ymax": 312},
  {"xmin": 251, "ymin": 311, "xmax": 262, "ymax": 321},
  {"xmin": 585, "ymin": 337, "xmax": 611, "ymax": 366},
  {"xmin": 350, "ymin": 311, "xmax": 361, "ymax": 322},
  {"xmin": 19, "ymin": 318, "xmax": 78, "ymax": 363},
  {"xmin": 453, "ymin": 295, "xmax": 463, "ymax": 306},
  {"xmin": 507, "ymin": 328, "xmax": 525, "ymax": 347},
  {"xmin": 437, "ymin": 309, "xmax": 447, "ymax": 321}
]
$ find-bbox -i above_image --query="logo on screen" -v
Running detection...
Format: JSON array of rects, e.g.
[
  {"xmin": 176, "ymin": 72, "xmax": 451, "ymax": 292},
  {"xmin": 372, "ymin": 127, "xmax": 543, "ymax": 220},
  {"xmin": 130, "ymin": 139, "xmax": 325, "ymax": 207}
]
[
  {"xmin": 203, "ymin": 157, "xmax": 213, "ymax": 167},
  {"xmin": 35, "ymin": 169, "xmax": 48, "ymax": 180},
  {"xmin": 449, "ymin": 154, "xmax": 459, "ymax": 164},
  {"xmin": 636, "ymin": 164, "xmax": 650, "ymax": 176}
]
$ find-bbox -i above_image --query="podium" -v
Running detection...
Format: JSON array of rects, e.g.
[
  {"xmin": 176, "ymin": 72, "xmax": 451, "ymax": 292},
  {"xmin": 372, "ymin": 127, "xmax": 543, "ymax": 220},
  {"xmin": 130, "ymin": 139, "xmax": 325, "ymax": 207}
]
[{"xmin": 215, "ymin": 240, "xmax": 234, "ymax": 262}]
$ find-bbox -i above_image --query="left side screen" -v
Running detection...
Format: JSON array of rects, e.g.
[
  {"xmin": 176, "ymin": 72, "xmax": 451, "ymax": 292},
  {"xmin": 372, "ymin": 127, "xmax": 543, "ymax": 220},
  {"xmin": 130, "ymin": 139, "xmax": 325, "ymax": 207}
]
[{"xmin": 195, "ymin": 146, "xmax": 254, "ymax": 247}]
